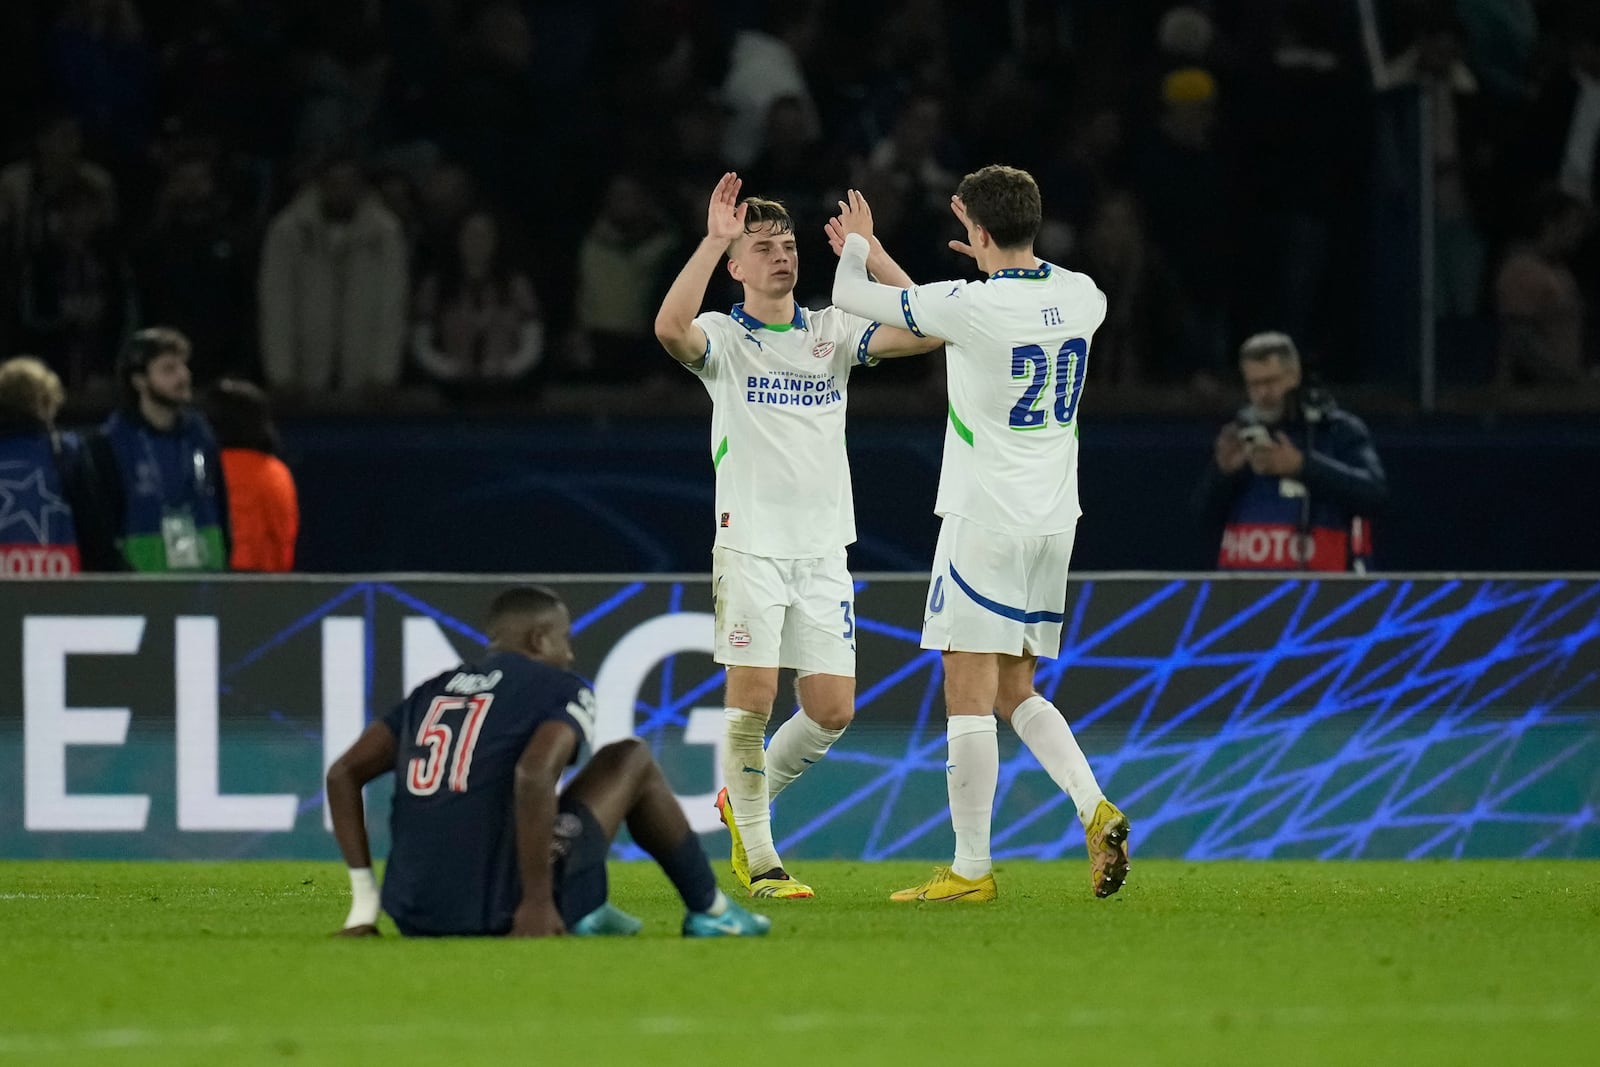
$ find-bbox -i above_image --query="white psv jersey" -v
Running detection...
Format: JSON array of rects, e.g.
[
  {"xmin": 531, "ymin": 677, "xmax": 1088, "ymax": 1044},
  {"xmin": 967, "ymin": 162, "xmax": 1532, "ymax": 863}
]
[
  {"xmin": 689, "ymin": 303, "xmax": 879, "ymax": 558},
  {"xmin": 900, "ymin": 263, "xmax": 1106, "ymax": 535}
]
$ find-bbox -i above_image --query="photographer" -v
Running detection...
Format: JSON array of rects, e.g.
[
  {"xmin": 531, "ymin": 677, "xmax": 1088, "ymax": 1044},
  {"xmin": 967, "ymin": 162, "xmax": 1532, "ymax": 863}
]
[{"xmin": 1196, "ymin": 332, "xmax": 1388, "ymax": 572}]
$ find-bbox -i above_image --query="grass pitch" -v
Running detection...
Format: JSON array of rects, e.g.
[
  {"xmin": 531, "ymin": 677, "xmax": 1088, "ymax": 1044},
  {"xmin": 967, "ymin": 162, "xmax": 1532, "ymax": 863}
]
[{"xmin": 1, "ymin": 860, "xmax": 1596, "ymax": 1066}]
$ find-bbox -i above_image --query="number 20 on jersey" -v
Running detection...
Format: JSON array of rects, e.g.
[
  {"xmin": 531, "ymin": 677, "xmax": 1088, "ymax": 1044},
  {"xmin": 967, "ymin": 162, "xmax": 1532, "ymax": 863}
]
[{"xmin": 1009, "ymin": 338, "xmax": 1088, "ymax": 430}]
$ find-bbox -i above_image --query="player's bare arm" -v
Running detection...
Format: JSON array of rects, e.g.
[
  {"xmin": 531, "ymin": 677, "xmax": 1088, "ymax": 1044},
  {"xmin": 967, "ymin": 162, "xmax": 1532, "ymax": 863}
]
[
  {"xmin": 654, "ymin": 172, "xmax": 747, "ymax": 367},
  {"xmin": 326, "ymin": 721, "xmax": 398, "ymax": 936},
  {"xmin": 824, "ymin": 205, "xmax": 943, "ymax": 360},
  {"xmin": 509, "ymin": 719, "xmax": 580, "ymax": 938},
  {"xmin": 831, "ymin": 189, "xmax": 944, "ymax": 335}
]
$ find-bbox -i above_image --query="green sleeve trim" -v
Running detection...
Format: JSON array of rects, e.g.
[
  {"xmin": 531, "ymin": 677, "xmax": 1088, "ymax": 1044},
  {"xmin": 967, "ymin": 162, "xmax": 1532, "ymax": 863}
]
[{"xmin": 713, "ymin": 436, "xmax": 730, "ymax": 469}]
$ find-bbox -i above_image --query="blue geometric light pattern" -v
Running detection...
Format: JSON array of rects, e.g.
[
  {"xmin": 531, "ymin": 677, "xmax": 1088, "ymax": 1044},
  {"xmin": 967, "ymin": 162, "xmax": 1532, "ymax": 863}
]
[
  {"xmin": 611, "ymin": 578, "xmax": 1600, "ymax": 861},
  {"xmin": 206, "ymin": 577, "xmax": 1598, "ymax": 862}
]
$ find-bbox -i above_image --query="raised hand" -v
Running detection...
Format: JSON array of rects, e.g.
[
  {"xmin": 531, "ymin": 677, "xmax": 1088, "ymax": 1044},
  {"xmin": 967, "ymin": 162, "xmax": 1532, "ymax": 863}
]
[
  {"xmin": 824, "ymin": 216, "xmax": 849, "ymax": 257},
  {"xmin": 947, "ymin": 195, "xmax": 976, "ymax": 260},
  {"xmin": 707, "ymin": 172, "xmax": 748, "ymax": 244},
  {"xmin": 836, "ymin": 188, "xmax": 874, "ymax": 242}
]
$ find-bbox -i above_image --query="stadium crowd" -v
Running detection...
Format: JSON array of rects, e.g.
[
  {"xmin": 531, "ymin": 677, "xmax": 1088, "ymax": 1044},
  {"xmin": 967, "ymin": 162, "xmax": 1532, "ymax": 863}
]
[{"xmin": 1, "ymin": 0, "xmax": 1598, "ymax": 423}]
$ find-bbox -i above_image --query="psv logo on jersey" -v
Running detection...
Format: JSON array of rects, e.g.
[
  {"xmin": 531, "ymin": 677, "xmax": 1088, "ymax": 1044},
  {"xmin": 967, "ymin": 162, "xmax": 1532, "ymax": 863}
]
[{"xmin": 811, "ymin": 341, "xmax": 835, "ymax": 359}]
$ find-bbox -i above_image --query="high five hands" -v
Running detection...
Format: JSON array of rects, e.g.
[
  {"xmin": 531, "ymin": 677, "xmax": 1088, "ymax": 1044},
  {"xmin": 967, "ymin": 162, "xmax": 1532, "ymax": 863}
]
[{"xmin": 707, "ymin": 172, "xmax": 748, "ymax": 244}]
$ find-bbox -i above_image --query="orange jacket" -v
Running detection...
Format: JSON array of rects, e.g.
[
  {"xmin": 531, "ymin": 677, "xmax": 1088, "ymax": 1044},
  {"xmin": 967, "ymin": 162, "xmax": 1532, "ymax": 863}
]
[{"xmin": 220, "ymin": 448, "xmax": 298, "ymax": 572}]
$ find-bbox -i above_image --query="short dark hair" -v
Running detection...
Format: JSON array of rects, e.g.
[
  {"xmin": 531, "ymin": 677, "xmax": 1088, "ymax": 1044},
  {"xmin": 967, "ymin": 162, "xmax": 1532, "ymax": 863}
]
[
  {"xmin": 740, "ymin": 197, "xmax": 793, "ymax": 236},
  {"xmin": 487, "ymin": 585, "xmax": 564, "ymax": 630},
  {"xmin": 120, "ymin": 326, "xmax": 191, "ymax": 385},
  {"xmin": 206, "ymin": 378, "xmax": 279, "ymax": 454},
  {"xmin": 955, "ymin": 165, "xmax": 1042, "ymax": 249}
]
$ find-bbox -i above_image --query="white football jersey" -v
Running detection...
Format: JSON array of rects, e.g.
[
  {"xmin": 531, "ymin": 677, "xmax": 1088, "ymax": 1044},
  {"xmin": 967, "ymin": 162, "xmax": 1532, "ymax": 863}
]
[
  {"xmin": 900, "ymin": 263, "xmax": 1106, "ymax": 534},
  {"xmin": 688, "ymin": 303, "xmax": 878, "ymax": 558}
]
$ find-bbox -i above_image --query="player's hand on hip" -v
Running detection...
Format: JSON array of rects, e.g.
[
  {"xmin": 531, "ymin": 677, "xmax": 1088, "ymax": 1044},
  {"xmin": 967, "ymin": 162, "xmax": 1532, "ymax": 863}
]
[
  {"xmin": 837, "ymin": 188, "xmax": 874, "ymax": 240},
  {"xmin": 707, "ymin": 172, "xmax": 748, "ymax": 244},
  {"xmin": 509, "ymin": 900, "xmax": 567, "ymax": 938}
]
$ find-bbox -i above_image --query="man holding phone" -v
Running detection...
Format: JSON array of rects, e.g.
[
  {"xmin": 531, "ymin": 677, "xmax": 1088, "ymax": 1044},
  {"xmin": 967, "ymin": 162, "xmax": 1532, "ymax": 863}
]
[{"xmin": 1196, "ymin": 332, "xmax": 1388, "ymax": 572}]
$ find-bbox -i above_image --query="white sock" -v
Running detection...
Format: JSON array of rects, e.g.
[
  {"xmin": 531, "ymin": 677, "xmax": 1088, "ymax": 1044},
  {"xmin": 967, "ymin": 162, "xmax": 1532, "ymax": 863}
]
[
  {"xmin": 765, "ymin": 707, "xmax": 845, "ymax": 801},
  {"xmin": 344, "ymin": 867, "xmax": 380, "ymax": 929},
  {"xmin": 1010, "ymin": 694, "xmax": 1104, "ymax": 825},
  {"xmin": 704, "ymin": 889, "xmax": 729, "ymax": 917},
  {"xmin": 946, "ymin": 715, "xmax": 998, "ymax": 880},
  {"xmin": 721, "ymin": 708, "xmax": 781, "ymax": 874}
]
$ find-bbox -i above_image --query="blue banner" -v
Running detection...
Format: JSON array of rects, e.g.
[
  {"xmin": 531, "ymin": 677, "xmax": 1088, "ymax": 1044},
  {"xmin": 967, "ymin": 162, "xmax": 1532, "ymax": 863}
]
[{"xmin": 1, "ymin": 575, "xmax": 1596, "ymax": 860}]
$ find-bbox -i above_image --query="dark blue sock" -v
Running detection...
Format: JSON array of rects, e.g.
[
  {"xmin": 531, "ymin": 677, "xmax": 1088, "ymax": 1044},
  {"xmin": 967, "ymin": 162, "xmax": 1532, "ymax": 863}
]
[{"xmin": 655, "ymin": 830, "xmax": 718, "ymax": 913}]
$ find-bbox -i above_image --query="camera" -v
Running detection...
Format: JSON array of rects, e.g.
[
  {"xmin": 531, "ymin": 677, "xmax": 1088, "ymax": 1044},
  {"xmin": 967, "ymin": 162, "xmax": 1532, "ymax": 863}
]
[{"xmin": 1236, "ymin": 413, "xmax": 1271, "ymax": 448}]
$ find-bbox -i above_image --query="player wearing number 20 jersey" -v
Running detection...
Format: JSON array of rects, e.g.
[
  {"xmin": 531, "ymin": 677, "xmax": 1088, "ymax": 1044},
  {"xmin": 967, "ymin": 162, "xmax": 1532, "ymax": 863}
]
[
  {"xmin": 380, "ymin": 651, "xmax": 594, "ymax": 936},
  {"xmin": 832, "ymin": 168, "xmax": 1128, "ymax": 906}
]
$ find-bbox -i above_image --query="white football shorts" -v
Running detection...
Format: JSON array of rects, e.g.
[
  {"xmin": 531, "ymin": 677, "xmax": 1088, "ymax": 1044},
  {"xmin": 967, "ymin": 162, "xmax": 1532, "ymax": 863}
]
[
  {"xmin": 920, "ymin": 515, "xmax": 1078, "ymax": 659},
  {"xmin": 711, "ymin": 545, "xmax": 857, "ymax": 676}
]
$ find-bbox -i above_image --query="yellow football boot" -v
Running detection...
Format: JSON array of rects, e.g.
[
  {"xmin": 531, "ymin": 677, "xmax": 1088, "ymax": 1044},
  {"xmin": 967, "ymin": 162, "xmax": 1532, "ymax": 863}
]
[
  {"xmin": 1085, "ymin": 799, "xmax": 1131, "ymax": 898},
  {"xmin": 889, "ymin": 866, "xmax": 997, "ymax": 903},
  {"xmin": 714, "ymin": 787, "xmax": 751, "ymax": 890}
]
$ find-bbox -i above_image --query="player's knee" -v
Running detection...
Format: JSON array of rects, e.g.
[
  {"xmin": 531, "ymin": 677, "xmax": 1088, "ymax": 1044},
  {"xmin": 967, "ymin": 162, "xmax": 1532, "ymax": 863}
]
[
  {"xmin": 994, "ymin": 686, "xmax": 1038, "ymax": 719},
  {"xmin": 805, "ymin": 701, "xmax": 854, "ymax": 730},
  {"xmin": 593, "ymin": 736, "xmax": 652, "ymax": 776}
]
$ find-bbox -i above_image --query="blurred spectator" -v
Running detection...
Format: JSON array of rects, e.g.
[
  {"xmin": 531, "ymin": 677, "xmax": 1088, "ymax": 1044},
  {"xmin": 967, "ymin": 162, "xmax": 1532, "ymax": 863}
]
[
  {"xmin": 1234, "ymin": 7, "xmax": 1364, "ymax": 369},
  {"xmin": 1195, "ymin": 332, "xmax": 1387, "ymax": 572},
  {"xmin": 258, "ymin": 155, "xmax": 408, "ymax": 396},
  {"xmin": 744, "ymin": 96, "xmax": 848, "ymax": 307},
  {"xmin": 441, "ymin": 3, "xmax": 540, "ymax": 215},
  {"xmin": 293, "ymin": 12, "xmax": 392, "ymax": 164},
  {"xmin": 0, "ymin": 355, "xmax": 109, "ymax": 575},
  {"xmin": 82, "ymin": 327, "xmax": 230, "ymax": 571},
  {"xmin": 1134, "ymin": 67, "xmax": 1231, "ymax": 382},
  {"xmin": 865, "ymin": 94, "xmax": 959, "ymax": 219},
  {"xmin": 720, "ymin": 9, "xmax": 822, "ymax": 169},
  {"xmin": 134, "ymin": 152, "xmax": 256, "ymax": 385},
  {"xmin": 410, "ymin": 210, "xmax": 545, "ymax": 390},
  {"xmin": 413, "ymin": 160, "xmax": 477, "ymax": 277},
  {"xmin": 1495, "ymin": 188, "xmax": 1592, "ymax": 385},
  {"xmin": 46, "ymin": 0, "xmax": 156, "ymax": 166},
  {"xmin": 1070, "ymin": 190, "xmax": 1181, "ymax": 385},
  {"xmin": 570, "ymin": 174, "xmax": 678, "ymax": 383},
  {"xmin": 1457, "ymin": 0, "xmax": 1537, "ymax": 105},
  {"xmin": 1518, "ymin": 13, "xmax": 1600, "ymax": 205},
  {"xmin": 0, "ymin": 112, "xmax": 118, "ymax": 260},
  {"xmin": 1157, "ymin": 6, "xmax": 1216, "ymax": 70},
  {"xmin": 1381, "ymin": 14, "xmax": 1492, "ymax": 326},
  {"xmin": 14, "ymin": 175, "xmax": 136, "ymax": 396},
  {"xmin": 207, "ymin": 377, "xmax": 296, "ymax": 571}
]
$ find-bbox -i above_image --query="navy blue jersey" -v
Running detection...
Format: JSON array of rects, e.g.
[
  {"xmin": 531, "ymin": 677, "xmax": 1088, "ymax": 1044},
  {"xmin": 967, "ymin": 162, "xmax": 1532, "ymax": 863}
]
[{"xmin": 379, "ymin": 650, "xmax": 596, "ymax": 936}]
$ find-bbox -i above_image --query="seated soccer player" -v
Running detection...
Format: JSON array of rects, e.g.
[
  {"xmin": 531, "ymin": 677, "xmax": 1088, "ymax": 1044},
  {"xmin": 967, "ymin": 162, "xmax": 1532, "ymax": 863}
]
[{"xmin": 326, "ymin": 585, "xmax": 770, "ymax": 938}]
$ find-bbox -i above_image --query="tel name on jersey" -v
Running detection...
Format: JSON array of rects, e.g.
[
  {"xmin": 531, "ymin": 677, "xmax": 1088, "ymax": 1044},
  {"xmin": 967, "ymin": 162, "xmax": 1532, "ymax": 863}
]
[{"xmin": 689, "ymin": 303, "xmax": 877, "ymax": 559}]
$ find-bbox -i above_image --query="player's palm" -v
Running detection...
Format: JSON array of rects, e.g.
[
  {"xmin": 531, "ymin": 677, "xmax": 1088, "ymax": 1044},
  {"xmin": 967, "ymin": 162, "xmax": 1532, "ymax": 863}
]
[
  {"xmin": 836, "ymin": 189, "xmax": 874, "ymax": 241},
  {"xmin": 707, "ymin": 172, "xmax": 748, "ymax": 243}
]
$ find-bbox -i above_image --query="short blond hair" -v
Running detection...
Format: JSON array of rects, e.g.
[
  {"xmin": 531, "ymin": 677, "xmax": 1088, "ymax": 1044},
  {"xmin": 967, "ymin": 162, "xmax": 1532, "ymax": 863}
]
[{"xmin": 0, "ymin": 356, "xmax": 66, "ymax": 423}]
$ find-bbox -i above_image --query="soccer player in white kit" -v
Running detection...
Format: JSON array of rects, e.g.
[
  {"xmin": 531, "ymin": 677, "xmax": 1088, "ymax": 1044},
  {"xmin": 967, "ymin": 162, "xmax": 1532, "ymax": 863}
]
[
  {"xmin": 830, "ymin": 167, "xmax": 1131, "ymax": 902},
  {"xmin": 654, "ymin": 173, "xmax": 941, "ymax": 898}
]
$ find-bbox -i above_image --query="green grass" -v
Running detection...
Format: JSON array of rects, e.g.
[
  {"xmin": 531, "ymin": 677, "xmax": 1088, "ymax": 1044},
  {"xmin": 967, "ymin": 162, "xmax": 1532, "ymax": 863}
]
[{"xmin": 1, "ymin": 860, "xmax": 1597, "ymax": 1065}]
